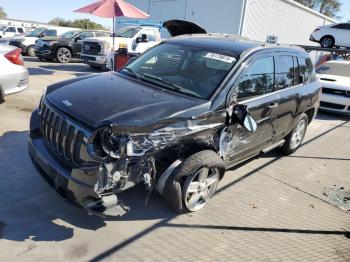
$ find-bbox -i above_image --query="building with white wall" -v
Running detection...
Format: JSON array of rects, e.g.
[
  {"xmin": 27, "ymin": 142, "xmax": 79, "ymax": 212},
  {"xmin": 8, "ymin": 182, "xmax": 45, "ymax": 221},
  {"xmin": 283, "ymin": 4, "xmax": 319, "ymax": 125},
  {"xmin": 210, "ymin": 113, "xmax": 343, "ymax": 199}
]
[
  {"xmin": 125, "ymin": 0, "xmax": 335, "ymax": 45},
  {"xmin": 0, "ymin": 18, "xmax": 52, "ymax": 30}
]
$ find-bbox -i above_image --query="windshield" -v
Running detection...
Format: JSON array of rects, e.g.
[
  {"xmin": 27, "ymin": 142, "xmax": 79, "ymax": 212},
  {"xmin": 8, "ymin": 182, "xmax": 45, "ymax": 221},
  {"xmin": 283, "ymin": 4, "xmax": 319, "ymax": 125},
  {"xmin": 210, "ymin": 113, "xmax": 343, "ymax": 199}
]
[
  {"xmin": 60, "ymin": 30, "xmax": 80, "ymax": 39},
  {"xmin": 26, "ymin": 28, "xmax": 45, "ymax": 37},
  {"xmin": 120, "ymin": 43, "xmax": 237, "ymax": 99},
  {"xmin": 0, "ymin": 25, "xmax": 6, "ymax": 31},
  {"xmin": 316, "ymin": 63, "xmax": 350, "ymax": 77},
  {"xmin": 115, "ymin": 27, "xmax": 141, "ymax": 38}
]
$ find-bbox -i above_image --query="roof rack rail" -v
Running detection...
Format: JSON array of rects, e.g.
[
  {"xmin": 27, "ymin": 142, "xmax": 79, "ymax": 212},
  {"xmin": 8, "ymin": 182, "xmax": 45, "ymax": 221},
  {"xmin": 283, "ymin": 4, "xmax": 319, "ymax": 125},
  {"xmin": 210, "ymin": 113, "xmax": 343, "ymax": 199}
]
[
  {"xmin": 298, "ymin": 45, "xmax": 350, "ymax": 59},
  {"xmin": 117, "ymin": 20, "xmax": 163, "ymax": 29}
]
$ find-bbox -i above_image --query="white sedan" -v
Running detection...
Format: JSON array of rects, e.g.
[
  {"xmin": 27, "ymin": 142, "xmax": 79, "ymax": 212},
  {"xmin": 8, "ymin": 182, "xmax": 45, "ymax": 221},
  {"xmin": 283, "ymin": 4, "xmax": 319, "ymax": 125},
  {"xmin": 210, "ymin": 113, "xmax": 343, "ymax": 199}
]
[
  {"xmin": 0, "ymin": 44, "xmax": 29, "ymax": 103},
  {"xmin": 317, "ymin": 60, "xmax": 350, "ymax": 115},
  {"xmin": 310, "ymin": 23, "xmax": 350, "ymax": 48}
]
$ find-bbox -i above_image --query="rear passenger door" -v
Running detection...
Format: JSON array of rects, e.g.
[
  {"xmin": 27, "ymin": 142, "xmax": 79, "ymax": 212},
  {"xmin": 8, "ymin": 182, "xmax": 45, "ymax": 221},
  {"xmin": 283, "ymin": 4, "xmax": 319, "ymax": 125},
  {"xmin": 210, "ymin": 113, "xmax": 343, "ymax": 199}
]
[
  {"xmin": 224, "ymin": 55, "xmax": 280, "ymax": 164},
  {"xmin": 273, "ymin": 53, "xmax": 302, "ymax": 140}
]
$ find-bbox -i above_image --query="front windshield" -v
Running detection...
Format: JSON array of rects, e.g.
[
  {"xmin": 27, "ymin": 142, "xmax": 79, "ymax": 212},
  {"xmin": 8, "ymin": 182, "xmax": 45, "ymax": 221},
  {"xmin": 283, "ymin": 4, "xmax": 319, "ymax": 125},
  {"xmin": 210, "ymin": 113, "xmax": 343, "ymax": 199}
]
[
  {"xmin": 316, "ymin": 62, "xmax": 350, "ymax": 77},
  {"xmin": 60, "ymin": 31, "xmax": 80, "ymax": 39},
  {"xmin": 115, "ymin": 27, "xmax": 141, "ymax": 38},
  {"xmin": 120, "ymin": 43, "xmax": 237, "ymax": 99},
  {"xmin": 26, "ymin": 28, "xmax": 45, "ymax": 37},
  {"xmin": 0, "ymin": 25, "xmax": 6, "ymax": 31}
]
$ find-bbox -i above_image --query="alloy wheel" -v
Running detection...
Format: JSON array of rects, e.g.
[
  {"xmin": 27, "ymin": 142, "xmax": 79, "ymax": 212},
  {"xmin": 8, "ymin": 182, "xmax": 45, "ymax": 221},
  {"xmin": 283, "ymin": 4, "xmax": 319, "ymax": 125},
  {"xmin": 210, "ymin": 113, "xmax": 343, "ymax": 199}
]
[
  {"xmin": 290, "ymin": 119, "xmax": 306, "ymax": 149},
  {"xmin": 183, "ymin": 167, "xmax": 219, "ymax": 211},
  {"xmin": 57, "ymin": 48, "xmax": 71, "ymax": 63}
]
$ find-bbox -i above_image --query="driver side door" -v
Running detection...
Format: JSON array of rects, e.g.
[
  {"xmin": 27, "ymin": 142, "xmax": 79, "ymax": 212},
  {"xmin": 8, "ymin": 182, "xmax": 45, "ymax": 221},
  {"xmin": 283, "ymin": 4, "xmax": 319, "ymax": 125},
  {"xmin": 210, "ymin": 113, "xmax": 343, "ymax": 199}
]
[{"xmin": 223, "ymin": 55, "xmax": 280, "ymax": 165}]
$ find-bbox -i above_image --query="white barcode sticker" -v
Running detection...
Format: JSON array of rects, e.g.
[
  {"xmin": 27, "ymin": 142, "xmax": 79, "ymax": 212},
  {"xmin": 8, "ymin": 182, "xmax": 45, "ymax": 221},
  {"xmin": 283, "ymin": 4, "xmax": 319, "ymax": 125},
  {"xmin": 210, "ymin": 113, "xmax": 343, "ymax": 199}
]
[{"xmin": 205, "ymin": 52, "xmax": 236, "ymax": 63}]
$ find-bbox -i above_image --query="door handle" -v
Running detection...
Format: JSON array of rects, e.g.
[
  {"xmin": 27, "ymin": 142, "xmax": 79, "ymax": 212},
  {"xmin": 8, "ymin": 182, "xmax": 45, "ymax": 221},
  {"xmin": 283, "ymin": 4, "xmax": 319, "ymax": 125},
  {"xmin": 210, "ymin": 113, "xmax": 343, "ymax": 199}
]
[{"xmin": 267, "ymin": 102, "xmax": 279, "ymax": 109}]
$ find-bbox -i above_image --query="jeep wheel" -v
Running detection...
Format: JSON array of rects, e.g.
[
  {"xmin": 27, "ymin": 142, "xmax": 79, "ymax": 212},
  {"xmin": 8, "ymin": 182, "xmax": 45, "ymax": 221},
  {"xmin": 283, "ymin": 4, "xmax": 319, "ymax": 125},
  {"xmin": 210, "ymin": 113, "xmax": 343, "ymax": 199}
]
[
  {"xmin": 281, "ymin": 114, "xmax": 308, "ymax": 155},
  {"xmin": 163, "ymin": 150, "xmax": 225, "ymax": 213},
  {"xmin": 27, "ymin": 45, "xmax": 35, "ymax": 57},
  {"xmin": 320, "ymin": 36, "xmax": 335, "ymax": 48},
  {"xmin": 56, "ymin": 47, "xmax": 72, "ymax": 63}
]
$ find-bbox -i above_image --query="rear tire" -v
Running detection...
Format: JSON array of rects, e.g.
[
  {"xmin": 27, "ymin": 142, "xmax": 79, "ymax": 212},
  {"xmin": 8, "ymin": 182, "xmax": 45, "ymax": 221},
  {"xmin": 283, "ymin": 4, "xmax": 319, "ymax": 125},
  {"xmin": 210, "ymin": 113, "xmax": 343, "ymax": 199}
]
[
  {"xmin": 280, "ymin": 114, "xmax": 308, "ymax": 155},
  {"xmin": 163, "ymin": 150, "xmax": 225, "ymax": 213},
  {"xmin": 26, "ymin": 45, "xmax": 36, "ymax": 57},
  {"xmin": 320, "ymin": 36, "xmax": 335, "ymax": 48}
]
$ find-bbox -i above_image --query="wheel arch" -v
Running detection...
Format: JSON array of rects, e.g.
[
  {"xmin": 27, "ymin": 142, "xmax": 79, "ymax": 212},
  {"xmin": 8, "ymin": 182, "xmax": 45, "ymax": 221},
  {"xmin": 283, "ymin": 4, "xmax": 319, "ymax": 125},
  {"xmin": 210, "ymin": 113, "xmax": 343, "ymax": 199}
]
[{"xmin": 304, "ymin": 107, "xmax": 316, "ymax": 125}]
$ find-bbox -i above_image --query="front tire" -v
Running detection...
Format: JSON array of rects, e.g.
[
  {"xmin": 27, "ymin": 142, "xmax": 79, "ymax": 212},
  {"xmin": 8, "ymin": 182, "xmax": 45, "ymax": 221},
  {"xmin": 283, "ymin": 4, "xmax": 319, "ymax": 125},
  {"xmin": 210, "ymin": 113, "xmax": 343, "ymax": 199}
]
[
  {"xmin": 281, "ymin": 114, "xmax": 308, "ymax": 155},
  {"xmin": 26, "ymin": 45, "xmax": 36, "ymax": 57},
  {"xmin": 163, "ymin": 150, "xmax": 225, "ymax": 213},
  {"xmin": 56, "ymin": 47, "xmax": 72, "ymax": 63},
  {"xmin": 320, "ymin": 36, "xmax": 335, "ymax": 48}
]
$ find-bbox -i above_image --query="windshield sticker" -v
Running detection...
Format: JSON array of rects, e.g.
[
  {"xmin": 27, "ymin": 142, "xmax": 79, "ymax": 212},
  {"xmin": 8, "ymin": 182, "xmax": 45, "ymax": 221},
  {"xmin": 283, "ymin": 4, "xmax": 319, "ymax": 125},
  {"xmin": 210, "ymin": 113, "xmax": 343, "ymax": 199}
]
[{"xmin": 205, "ymin": 53, "xmax": 236, "ymax": 63}]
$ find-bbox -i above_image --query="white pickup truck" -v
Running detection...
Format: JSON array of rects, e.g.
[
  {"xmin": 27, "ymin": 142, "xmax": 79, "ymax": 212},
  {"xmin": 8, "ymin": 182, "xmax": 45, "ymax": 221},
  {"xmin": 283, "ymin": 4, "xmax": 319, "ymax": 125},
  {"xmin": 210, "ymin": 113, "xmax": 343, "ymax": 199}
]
[{"xmin": 81, "ymin": 20, "xmax": 207, "ymax": 69}]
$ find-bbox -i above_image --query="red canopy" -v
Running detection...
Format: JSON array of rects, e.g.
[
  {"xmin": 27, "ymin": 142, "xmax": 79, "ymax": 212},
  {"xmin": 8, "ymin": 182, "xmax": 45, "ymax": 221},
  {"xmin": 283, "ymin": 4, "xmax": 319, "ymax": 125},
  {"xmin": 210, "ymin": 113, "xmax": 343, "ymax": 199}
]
[{"xmin": 74, "ymin": 0, "xmax": 149, "ymax": 18}]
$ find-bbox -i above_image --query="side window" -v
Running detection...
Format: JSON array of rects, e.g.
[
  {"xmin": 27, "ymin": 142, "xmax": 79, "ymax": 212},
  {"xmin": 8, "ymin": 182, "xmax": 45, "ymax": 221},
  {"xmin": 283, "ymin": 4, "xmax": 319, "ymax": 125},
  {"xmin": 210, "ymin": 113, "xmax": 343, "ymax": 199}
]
[
  {"xmin": 6, "ymin": 27, "xmax": 16, "ymax": 33},
  {"xmin": 237, "ymin": 56, "xmax": 274, "ymax": 101},
  {"xmin": 17, "ymin": 28, "xmax": 24, "ymax": 33},
  {"xmin": 95, "ymin": 32, "xmax": 108, "ymax": 37},
  {"xmin": 143, "ymin": 29, "xmax": 157, "ymax": 42},
  {"xmin": 332, "ymin": 23, "xmax": 350, "ymax": 30},
  {"xmin": 275, "ymin": 55, "xmax": 294, "ymax": 90},
  {"xmin": 293, "ymin": 56, "xmax": 302, "ymax": 85},
  {"xmin": 45, "ymin": 29, "xmax": 57, "ymax": 37},
  {"xmin": 79, "ymin": 32, "xmax": 94, "ymax": 40},
  {"xmin": 298, "ymin": 57, "xmax": 315, "ymax": 83}
]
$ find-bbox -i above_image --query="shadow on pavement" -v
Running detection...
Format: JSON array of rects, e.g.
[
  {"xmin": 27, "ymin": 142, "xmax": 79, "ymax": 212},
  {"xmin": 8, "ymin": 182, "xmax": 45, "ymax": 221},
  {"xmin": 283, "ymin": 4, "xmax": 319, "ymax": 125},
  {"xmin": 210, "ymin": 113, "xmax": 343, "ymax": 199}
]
[{"xmin": 0, "ymin": 130, "xmax": 175, "ymax": 243}]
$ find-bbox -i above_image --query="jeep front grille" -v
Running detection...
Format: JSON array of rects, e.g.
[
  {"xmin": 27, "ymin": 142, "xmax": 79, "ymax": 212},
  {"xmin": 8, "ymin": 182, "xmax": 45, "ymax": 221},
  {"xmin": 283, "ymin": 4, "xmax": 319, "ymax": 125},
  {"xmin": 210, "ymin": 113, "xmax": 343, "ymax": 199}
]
[{"xmin": 40, "ymin": 100, "xmax": 90, "ymax": 166}]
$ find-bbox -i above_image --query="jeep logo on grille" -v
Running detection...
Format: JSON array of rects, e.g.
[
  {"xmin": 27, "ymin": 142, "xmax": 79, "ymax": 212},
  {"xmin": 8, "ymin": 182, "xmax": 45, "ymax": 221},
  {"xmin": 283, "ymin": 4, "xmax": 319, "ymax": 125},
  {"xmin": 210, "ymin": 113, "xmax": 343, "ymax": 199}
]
[
  {"xmin": 62, "ymin": 100, "xmax": 72, "ymax": 107},
  {"xmin": 85, "ymin": 45, "xmax": 90, "ymax": 50}
]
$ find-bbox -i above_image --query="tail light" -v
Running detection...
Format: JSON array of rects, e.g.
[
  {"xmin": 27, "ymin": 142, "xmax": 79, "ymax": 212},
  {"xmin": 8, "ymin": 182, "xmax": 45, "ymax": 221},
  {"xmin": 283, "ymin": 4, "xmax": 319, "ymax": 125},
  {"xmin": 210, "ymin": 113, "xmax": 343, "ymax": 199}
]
[{"xmin": 4, "ymin": 48, "xmax": 24, "ymax": 65}]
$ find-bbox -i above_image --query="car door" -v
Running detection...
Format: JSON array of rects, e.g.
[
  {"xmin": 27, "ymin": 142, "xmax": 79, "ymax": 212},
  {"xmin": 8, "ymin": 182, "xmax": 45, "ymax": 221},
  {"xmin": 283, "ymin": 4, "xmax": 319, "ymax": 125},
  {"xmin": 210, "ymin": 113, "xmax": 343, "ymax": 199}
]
[
  {"xmin": 6, "ymin": 27, "xmax": 16, "ymax": 37},
  {"xmin": 272, "ymin": 53, "xmax": 301, "ymax": 140},
  {"xmin": 223, "ymin": 54, "xmax": 280, "ymax": 165},
  {"xmin": 332, "ymin": 24, "xmax": 350, "ymax": 47},
  {"xmin": 134, "ymin": 29, "xmax": 158, "ymax": 53}
]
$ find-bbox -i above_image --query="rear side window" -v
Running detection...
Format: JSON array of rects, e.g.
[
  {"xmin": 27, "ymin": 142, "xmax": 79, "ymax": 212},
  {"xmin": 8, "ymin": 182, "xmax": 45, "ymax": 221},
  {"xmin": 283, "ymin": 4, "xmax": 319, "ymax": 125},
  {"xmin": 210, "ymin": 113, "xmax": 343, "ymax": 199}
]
[
  {"xmin": 237, "ymin": 56, "xmax": 274, "ymax": 100},
  {"xmin": 143, "ymin": 29, "xmax": 157, "ymax": 42},
  {"xmin": 17, "ymin": 28, "xmax": 24, "ymax": 33},
  {"xmin": 299, "ymin": 57, "xmax": 315, "ymax": 83},
  {"xmin": 332, "ymin": 23, "xmax": 350, "ymax": 30},
  {"xmin": 45, "ymin": 29, "xmax": 57, "ymax": 37},
  {"xmin": 275, "ymin": 55, "xmax": 294, "ymax": 90},
  {"xmin": 95, "ymin": 32, "xmax": 109, "ymax": 37}
]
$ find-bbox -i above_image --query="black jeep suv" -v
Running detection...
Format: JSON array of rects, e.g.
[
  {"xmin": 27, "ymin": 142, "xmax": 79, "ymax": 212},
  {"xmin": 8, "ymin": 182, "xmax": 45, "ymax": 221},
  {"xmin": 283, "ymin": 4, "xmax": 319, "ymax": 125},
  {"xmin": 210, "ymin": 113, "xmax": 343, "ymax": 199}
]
[
  {"xmin": 29, "ymin": 35, "xmax": 321, "ymax": 216},
  {"xmin": 34, "ymin": 30, "xmax": 110, "ymax": 63}
]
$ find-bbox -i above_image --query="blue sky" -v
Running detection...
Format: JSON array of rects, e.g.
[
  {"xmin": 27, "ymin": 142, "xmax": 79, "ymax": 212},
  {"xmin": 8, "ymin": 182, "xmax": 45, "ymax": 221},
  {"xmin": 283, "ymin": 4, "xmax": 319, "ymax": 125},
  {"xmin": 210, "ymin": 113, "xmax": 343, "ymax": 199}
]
[{"xmin": 0, "ymin": 0, "xmax": 349, "ymax": 26}]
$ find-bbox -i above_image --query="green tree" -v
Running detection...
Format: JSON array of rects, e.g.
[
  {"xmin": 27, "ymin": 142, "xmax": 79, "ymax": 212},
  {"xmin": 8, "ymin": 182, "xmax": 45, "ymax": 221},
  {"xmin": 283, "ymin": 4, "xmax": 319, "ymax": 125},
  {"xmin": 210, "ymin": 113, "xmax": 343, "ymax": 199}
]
[
  {"xmin": 0, "ymin": 6, "xmax": 7, "ymax": 18},
  {"xmin": 294, "ymin": 0, "xmax": 342, "ymax": 18},
  {"xmin": 49, "ymin": 17, "xmax": 107, "ymax": 30}
]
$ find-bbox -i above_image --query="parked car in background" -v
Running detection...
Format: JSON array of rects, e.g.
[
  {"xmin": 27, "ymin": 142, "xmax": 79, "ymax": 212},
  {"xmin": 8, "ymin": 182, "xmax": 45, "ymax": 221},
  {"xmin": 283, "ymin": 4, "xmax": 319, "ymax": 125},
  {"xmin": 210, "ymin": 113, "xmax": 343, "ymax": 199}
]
[
  {"xmin": 0, "ymin": 25, "xmax": 26, "ymax": 38},
  {"xmin": 82, "ymin": 20, "xmax": 205, "ymax": 69},
  {"xmin": 0, "ymin": 44, "xmax": 29, "ymax": 103},
  {"xmin": 8, "ymin": 27, "xmax": 77, "ymax": 57},
  {"xmin": 310, "ymin": 23, "xmax": 350, "ymax": 48},
  {"xmin": 317, "ymin": 60, "xmax": 350, "ymax": 115},
  {"xmin": 29, "ymin": 35, "xmax": 321, "ymax": 217},
  {"xmin": 34, "ymin": 30, "xmax": 111, "ymax": 63}
]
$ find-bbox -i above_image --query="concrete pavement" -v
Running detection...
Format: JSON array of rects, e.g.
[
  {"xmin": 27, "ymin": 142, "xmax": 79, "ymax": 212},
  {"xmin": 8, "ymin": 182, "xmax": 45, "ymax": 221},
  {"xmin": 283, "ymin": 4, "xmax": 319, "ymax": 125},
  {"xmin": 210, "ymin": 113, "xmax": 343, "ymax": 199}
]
[{"xmin": 0, "ymin": 58, "xmax": 349, "ymax": 262}]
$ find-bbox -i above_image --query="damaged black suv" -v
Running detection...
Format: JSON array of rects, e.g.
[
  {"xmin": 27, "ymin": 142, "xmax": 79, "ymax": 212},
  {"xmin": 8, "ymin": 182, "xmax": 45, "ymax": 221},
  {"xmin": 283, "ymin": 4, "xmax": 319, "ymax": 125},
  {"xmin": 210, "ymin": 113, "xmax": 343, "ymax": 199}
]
[{"xmin": 29, "ymin": 34, "xmax": 321, "ymax": 216}]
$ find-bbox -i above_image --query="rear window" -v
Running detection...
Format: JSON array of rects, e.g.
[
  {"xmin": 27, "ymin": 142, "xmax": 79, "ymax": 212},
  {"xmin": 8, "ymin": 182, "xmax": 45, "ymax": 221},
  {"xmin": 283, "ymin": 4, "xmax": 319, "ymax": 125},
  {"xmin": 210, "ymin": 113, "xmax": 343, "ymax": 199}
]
[{"xmin": 316, "ymin": 63, "xmax": 350, "ymax": 77}]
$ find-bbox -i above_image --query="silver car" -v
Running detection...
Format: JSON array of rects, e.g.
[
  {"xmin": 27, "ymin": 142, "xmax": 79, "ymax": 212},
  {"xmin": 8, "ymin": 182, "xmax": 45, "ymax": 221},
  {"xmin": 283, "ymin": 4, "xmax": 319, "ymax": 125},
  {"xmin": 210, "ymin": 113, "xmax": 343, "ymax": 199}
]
[{"xmin": 0, "ymin": 44, "xmax": 29, "ymax": 103}]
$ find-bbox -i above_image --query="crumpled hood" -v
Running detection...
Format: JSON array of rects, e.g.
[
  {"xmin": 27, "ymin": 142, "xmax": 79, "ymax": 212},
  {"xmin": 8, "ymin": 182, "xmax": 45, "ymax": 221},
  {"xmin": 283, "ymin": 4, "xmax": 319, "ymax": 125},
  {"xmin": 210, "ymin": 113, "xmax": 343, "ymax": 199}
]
[{"xmin": 46, "ymin": 72, "xmax": 210, "ymax": 130}]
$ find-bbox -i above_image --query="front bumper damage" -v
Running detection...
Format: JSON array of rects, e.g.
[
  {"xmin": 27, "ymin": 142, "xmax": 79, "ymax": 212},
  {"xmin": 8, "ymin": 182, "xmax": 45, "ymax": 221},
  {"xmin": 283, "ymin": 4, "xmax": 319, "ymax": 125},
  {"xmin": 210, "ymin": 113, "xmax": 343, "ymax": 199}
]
[{"xmin": 29, "ymin": 106, "xmax": 229, "ymax": 217}]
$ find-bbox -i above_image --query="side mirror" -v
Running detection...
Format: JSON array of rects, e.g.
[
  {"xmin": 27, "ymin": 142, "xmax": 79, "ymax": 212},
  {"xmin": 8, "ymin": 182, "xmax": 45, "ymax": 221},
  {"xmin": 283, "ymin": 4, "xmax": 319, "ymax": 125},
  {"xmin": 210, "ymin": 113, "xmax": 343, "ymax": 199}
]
[
  {"xmin": 39, "ymin": 33, "xmax": 45, "ymax": 38},
  {"xmin": 299, "ymin": 75, "xmax": 304, "ymax": 84},
  {"xmin": 136, "ymin": 34, "xmax": 148, "ymax": 43},
  {"xmin": 231, "ymin": 104, "xmax": 257, "ymax": 132},
  {"xmin": 75, "ymin": 36, "xmax": 81, "ymax": 42}
]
